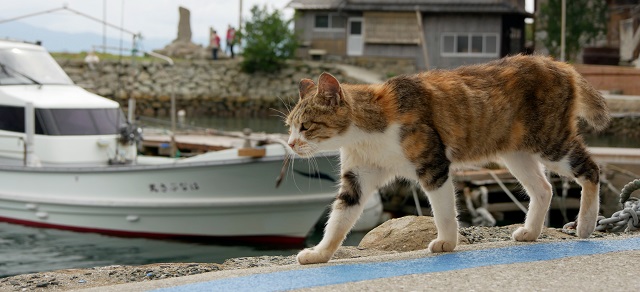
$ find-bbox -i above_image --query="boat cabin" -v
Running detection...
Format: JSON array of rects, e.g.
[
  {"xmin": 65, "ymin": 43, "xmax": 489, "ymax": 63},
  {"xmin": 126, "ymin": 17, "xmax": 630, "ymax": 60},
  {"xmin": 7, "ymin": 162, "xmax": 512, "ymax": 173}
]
[{"xmin": 0, "ymin": 40, "xmax": 134, "ymax": 166}]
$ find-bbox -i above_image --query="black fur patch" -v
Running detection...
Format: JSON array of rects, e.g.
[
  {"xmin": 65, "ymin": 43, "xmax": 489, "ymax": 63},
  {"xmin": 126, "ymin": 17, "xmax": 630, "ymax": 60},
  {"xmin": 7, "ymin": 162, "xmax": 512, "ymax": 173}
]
[
  {"xmin": 337, "ymin": 171, "xmax": 361, "ymax": 206},
  {"xmin": 402, "ymin": 124, "xmax": 451, "ymax": 190},
  {"xmin": 569, "ymin": 147, "xmax": 599, "ymax": 184},
  {"xmin": 387, "ymin": 75, "xmax": 432, "ymax": 118},
  {"xmin": 416, "ymin": 153, "xmax": 451, "ymax": 190}
]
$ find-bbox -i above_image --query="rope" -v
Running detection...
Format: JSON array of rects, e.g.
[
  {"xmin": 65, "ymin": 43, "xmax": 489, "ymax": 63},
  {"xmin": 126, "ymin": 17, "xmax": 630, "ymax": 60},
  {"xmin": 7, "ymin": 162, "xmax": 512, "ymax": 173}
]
[
  {"xmin": 564, "ymin": 179, "xmax": 640, "ymax": 233},
  {"xmin": 465, "ymin": 186, "xmax": 496, "ymax": 227}
]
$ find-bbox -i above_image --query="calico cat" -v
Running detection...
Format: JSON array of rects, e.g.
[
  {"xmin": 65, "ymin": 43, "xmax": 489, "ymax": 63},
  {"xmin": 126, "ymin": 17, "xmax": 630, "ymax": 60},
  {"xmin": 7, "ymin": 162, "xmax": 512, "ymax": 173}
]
[{"xmin": 285, "ymin": 54, "xmax": 610, "ymax": 265}]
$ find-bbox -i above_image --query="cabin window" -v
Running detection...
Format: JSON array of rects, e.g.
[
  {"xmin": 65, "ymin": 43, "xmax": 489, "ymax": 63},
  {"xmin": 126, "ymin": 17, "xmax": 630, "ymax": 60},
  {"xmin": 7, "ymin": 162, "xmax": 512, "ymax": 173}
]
[
  {"xmin": 0, "ymin": 106, "xmax": 125, "ymax": 135},
  {"xmin": 0, "ymin": 105, "xmax": 26, "ymax": 133},
  {"xmin": 37, "ymin": 108, "xmax": 125, "ymax": 135},
  {"xmin": 441, "ymin": 33, "xmax": 500, "ymax": 57},
  {"xmin": 314, "ymin": 14, "xmax": 346, "ymax": 30}
]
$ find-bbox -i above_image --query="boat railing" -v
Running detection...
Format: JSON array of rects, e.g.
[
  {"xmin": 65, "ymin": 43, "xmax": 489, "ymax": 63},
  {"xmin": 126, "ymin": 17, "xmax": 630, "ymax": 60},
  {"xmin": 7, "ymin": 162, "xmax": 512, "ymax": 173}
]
[{"xmin": 0, "ymin": 134, "xmax": 26, "ymax": 165}]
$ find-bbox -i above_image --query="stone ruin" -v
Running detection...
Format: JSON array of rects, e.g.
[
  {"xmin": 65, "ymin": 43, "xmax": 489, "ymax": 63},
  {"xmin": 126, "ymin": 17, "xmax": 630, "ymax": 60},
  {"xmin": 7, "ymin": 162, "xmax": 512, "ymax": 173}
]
[{"xmin": 154, "ymin": 6, "xmax": 215, "ymax": 60}]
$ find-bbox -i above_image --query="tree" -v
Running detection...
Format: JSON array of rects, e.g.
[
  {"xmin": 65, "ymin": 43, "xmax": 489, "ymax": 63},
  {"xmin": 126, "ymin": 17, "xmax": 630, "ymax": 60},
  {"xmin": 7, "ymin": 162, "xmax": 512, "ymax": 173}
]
[
  {"xmin": 239, "ymin": 5, "xmax": 298, "ymax": 73},
  {"xmin": 538, "ymin": 0, "xmax": 607, "ymax": 61}
]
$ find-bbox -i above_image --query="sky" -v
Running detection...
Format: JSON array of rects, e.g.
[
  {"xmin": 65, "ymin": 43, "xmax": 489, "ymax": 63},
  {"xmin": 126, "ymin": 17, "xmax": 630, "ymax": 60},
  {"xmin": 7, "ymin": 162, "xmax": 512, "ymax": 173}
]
[
  {"xmin": 0, "ymin": 0, "xmax": 533, "ymax": 53},
  {"xmin": 0, "ymin": 0, "xmax": 292, "ymax": 51}
]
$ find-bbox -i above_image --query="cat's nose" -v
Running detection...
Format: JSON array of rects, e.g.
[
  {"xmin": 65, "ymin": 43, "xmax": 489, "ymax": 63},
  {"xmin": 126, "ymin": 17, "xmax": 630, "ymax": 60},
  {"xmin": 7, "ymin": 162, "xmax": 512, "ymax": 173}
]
[{"xmin": 288, "ymin": 141, "xmax": 296, "ymax": 148}]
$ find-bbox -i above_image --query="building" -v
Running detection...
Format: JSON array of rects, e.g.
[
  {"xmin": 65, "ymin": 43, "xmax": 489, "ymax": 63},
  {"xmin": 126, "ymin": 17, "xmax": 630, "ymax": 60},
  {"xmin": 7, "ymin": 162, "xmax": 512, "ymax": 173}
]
[
  {"xmin": 288, "ymin": 0, "xmax": 532, "ymax": 70},
  {"xmin": 606, "ymin": 0, "xmax": 640, "ymax": 63}
]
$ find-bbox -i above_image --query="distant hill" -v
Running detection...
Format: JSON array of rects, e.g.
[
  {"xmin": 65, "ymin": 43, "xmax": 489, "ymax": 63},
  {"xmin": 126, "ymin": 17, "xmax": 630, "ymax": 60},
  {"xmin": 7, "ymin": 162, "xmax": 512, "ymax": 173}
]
[{"xmin": 0, "ymin": 21, "xmax": 200, "ymax": 53}]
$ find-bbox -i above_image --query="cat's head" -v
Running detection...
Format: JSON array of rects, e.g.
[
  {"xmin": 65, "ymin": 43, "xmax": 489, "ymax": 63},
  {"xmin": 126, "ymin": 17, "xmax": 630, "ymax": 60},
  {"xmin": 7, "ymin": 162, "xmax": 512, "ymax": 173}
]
[{"xmin": 286, "ymin": 72, "xmax": 352, "ymax": 157}]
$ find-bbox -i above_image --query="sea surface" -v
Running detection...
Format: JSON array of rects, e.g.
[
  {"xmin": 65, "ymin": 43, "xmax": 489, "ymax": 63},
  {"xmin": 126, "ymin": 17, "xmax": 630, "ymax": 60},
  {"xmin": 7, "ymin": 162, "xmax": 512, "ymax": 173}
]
[
  {"xmin": 0, "ymin": 221, "xmax": 367, "ymax": 278},
  {"xmin": 1, "ymin": 116, "xmax": 637, "ymax": 278}
]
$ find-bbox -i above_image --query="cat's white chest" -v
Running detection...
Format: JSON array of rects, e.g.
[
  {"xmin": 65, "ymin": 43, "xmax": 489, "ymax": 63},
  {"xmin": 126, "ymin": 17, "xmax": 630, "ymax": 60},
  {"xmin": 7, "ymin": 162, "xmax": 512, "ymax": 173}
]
[{"xmin": 340, "ymin": 124, "xmax": 417, "ymax": 180}]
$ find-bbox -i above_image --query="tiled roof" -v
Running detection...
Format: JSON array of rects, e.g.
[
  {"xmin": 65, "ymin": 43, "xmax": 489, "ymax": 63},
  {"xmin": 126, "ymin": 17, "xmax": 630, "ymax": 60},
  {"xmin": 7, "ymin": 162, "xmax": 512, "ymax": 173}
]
[
  {"xmin": 287, "ymin": 0, "xmax": 346, "ymax": 10},
  {"xmin": 287, "ymin": 0, "xmax": 530, "ymax": 15}
]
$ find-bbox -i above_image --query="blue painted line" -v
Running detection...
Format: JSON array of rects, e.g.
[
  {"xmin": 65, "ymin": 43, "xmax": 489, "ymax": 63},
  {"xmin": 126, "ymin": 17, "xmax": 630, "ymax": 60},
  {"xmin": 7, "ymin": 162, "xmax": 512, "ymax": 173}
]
[{"xmin": 155, "ymin": 237, "xmax": 640, "ymax": 292}]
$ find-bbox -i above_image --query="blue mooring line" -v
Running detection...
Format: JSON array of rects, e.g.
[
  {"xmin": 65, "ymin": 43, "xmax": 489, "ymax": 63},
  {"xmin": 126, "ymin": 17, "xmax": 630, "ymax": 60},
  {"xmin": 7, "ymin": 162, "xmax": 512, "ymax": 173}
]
[{"xmin": 155, "ymin": 237, "xmax": 640, "ymax": 292}]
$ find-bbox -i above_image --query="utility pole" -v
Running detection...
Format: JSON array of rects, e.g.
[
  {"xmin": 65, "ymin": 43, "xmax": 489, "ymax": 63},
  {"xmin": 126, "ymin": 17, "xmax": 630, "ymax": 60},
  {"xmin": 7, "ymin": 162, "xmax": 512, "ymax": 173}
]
[
  {"xmin": 103, "ymin": 0, "xmax": 107, "ymax": 53},
  {"xmin": 560, "ymin": 0, "xmax": 566, "ymax": 61},
  {"xmin": 238, "ymin": 0, "xmax": 243, "ymax": 32}
]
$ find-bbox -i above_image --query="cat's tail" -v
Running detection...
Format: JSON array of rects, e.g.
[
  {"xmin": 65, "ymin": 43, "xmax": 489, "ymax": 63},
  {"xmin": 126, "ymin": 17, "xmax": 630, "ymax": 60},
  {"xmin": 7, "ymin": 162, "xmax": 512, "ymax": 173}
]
[{"xmin": 572, "ymin": 71, "xmax": 611, "ymax": 132}]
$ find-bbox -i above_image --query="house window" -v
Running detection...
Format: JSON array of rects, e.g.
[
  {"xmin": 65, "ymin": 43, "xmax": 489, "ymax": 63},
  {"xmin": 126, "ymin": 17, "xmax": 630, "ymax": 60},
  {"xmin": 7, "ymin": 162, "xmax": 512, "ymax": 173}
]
[
  {"xmin": 441, "ymin": 33, "xmax": 499, "ymax": 57},
  {"xmin": 315, "ymin": 15, "xmax": 329, "ymax": 28},
  {"xmin": 314, "ymin": 14, "xmax": 346, "ymax": 30}
]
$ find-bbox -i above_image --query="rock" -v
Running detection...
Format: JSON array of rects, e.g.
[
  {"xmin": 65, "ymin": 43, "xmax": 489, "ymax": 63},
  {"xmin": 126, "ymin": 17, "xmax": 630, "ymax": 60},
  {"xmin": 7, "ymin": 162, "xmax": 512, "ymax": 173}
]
[
  {"xmin": 153, "ymin": 7, "xmax": 209, "ymax": 59},
  {"xmin": 358, "ymin": 216, "xmax": 467, "ymax": 252},
  {"xmin": 35, "ymin": 281, "xmax": 49, "ymax": 287},
  {"xmin": 174, "ymin": 6, "xmax": 192, "ymax": 43}
]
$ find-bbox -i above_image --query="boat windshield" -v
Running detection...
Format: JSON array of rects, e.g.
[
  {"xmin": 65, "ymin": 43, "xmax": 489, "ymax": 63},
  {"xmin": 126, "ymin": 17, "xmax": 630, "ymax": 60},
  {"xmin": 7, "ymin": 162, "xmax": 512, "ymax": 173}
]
[
  {"xmin": 0, "ymin": 106, "xmax": 126, "ymax": 135},
  {"xmin": 37, "ymin": 108, "xmax": 126, "ymax": 135},
  {"xmin": 0, "ymin": 47, "xmax": 73, "ymax": 85}
]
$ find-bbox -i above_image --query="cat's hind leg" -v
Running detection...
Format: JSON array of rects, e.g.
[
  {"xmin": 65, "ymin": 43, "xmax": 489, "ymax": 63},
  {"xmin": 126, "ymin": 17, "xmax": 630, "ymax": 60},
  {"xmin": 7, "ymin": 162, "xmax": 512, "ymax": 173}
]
[
  {"xmin": 297, "ymin": 167, "xmax": 389, "ymax": 265},
  {"xmin": 542, "ymin": 145, "xmax": 600, "ymax": 238},
  {"xmin": 500, "ymin": 152, "xmax": 553, "ymax": 241}
]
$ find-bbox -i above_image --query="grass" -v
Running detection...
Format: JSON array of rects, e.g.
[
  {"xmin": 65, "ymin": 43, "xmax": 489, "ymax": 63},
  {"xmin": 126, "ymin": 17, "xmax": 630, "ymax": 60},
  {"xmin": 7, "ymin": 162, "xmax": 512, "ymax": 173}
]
[{"xmin": 51, "ymin": 52, "xmax": 171, "ymax": 63}]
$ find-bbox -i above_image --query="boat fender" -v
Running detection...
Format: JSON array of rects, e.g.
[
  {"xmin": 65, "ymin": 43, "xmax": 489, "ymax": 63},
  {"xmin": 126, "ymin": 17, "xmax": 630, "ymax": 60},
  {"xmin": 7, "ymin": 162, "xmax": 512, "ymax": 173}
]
[
  {"xmin": 238, "ymin": 147, "xmax": 266, "ymax": 158},
  {"xmin": 126, "ymin": 215, "xmax": 140, "ymax": 222}
]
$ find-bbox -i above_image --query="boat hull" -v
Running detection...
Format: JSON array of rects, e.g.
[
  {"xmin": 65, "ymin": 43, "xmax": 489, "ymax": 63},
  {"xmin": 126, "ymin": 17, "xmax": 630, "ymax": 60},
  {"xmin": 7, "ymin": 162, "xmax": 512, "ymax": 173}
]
[{"xmin": 0, "ymin": 146, "xmax": 340, "ymax": 244}]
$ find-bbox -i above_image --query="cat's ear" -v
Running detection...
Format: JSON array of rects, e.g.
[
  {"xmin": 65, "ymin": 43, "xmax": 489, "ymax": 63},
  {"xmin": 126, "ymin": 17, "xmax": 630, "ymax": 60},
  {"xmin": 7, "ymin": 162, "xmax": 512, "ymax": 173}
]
[
  {"xmin": 316, "ymin": 72, "xmax": 343, "ymax": 107},
  {"xmin": 298, "ymin": 79, "xmax": 316, "ymax": 100}
]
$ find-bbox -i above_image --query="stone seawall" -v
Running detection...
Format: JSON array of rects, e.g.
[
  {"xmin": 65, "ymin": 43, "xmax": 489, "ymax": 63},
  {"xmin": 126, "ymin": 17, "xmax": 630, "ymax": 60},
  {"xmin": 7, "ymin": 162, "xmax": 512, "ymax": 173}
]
[
  {"xmin": 58, "ymin": 58, "xmax": 640, "ymax": 138},
  {"xmin": 57, "ymin": 58, "xmax": 354, "ymax": 118},
  {"xmin": 583, "ymin": 113, "xmax": 640, "ymax": 138}
]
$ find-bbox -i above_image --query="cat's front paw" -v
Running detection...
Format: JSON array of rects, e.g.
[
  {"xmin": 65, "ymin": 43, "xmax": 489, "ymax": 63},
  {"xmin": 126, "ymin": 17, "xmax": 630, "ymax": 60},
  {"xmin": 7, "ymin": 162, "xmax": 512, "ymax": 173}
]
[
  {"xmin": 575, "ymin": 219, "xmax": 596, "ymax": 239},
  {"xmin": 428, "ymin": 238, "xmax": 456, "ymax": 253},
  {"xmin": 297, "ymin": 248, "xmax": 332, "ymax": 265},
  {"xmin": 512, "ymin": 227, "xmax": 539, "ymax": 241}
]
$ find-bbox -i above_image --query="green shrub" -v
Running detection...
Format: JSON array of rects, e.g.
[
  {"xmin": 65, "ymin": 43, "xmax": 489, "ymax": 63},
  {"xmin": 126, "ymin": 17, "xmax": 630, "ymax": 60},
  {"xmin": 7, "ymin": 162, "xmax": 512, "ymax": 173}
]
[{"xmin": 240, "ymin": 5, "xmax": 298, "ymax": 73}]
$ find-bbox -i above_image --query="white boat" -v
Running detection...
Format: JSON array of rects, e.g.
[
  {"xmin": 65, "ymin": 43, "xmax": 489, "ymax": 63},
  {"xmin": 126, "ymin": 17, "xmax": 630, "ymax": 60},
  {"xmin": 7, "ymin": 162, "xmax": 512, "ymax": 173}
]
[{"xmin": 0, "ymin": 39, "xmax": 343, "ymax": 245}]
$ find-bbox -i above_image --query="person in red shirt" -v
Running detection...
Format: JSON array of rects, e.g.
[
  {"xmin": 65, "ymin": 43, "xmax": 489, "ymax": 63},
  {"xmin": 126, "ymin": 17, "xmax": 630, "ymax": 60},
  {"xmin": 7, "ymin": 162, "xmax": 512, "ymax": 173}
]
[
  {"xmin": 210, "ymin": 28, "xmax": 221, "ymax": 60},
  {"xmin": 226, "ymin": 25, "xmax": 236, "ymax": 59}
]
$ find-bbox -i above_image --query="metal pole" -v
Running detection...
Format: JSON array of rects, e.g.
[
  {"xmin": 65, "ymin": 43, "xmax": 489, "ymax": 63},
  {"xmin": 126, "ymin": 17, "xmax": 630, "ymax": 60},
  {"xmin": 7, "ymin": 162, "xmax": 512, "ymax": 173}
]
[
  {"xmin": 170, "ymin": 80, "xmax": 177, "ymax": 158},
  {"xmin": 239, "ymin": 0, "xmax": 243, "ymax": 33},
  {"xmin": 560, "ymin": 0, "xmax": 566, "ymax": 61},
  {"xmin": 127, "ymin": 97, "xmax": 136, "ymax": 123},
  {"xmin": 24, "ymin": 102, "xmax": 36, "ymax": 167},
  {"xmin": 103, "ymin": 0, "xmax": 107, "ymax": 54},
  {"xmin": 0, "ymin": 7, "xmax": 65, "ymax": 24},
  {"xmin": 415, "ymin": 8, "xmax": 430, "ymax": 70}
]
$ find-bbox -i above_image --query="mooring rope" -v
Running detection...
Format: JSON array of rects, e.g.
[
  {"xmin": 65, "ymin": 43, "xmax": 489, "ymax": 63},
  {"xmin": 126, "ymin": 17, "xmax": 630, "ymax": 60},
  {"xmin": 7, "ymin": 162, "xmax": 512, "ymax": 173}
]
[{"xmin": 564, "ymin": 179, "xmax": 640, "ymax": 233}]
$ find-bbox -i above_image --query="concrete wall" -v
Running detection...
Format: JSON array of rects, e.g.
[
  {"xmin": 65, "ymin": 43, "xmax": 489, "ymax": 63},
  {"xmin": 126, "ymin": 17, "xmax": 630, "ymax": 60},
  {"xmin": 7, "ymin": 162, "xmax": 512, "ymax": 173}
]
[{"xmin": 574, "ymin": 64, "xmax": 640, "ymax": 95}]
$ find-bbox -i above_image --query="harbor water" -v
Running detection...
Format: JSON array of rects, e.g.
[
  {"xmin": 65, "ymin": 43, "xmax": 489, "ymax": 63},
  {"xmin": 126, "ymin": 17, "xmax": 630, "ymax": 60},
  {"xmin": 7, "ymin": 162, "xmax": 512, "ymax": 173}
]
[
  {"xmin": 0, "ymin": 117, "xmax": 332, "ymax": 278},
  {"xmin": 1, "ymin": 116, "xmax": 637, "ymax": 278}
]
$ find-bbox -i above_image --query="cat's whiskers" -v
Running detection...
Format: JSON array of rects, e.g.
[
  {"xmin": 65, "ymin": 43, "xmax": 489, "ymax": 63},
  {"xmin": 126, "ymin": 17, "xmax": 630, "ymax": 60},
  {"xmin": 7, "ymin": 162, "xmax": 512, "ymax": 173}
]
[
  {"xmin": 307, "ymin": 153, "xmax": 321, "ymax": 187},
  {"xmin": 269, "ymin": 107, "xmax": 289, "ymax": 122},
  {"xmin": 276, "ymin": 95, "xmax": 294, "ymax": 118},
  {"xmin": 287, "ymin": 149, "xmax": 303, "ymax": 193}
]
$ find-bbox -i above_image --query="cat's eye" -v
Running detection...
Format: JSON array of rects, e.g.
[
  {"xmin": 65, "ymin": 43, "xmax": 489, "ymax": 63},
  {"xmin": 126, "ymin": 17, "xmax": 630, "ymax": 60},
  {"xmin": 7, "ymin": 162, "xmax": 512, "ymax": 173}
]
[{"xmin": 300, "ymin": 122, "xmax": 312, "ymax": 132}]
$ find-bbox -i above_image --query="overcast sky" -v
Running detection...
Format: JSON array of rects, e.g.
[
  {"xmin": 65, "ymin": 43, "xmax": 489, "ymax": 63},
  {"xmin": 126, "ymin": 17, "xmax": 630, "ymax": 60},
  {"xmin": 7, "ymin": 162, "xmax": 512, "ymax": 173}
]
[
  {"xmin": 1, "ymin": 0, "xmax": 292, "ymax": 47},
  {"xmin": 1, "ymin": 0, "xmax": 533, "ymax": 51}
]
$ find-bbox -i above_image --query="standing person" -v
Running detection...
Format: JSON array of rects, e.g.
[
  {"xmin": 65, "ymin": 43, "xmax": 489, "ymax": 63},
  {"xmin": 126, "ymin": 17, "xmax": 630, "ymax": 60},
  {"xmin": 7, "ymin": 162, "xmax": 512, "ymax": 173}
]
[
  {"xmin": 84, "ymin": 50, "xmax": 100, "ymax": 70},
  {"xmin": 209, "ymin": 28, "xmax": 221, "ymax": 60},
  {"xmin": 226, "ymin": 25, "xmax": 236, "ymax": 59}
]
